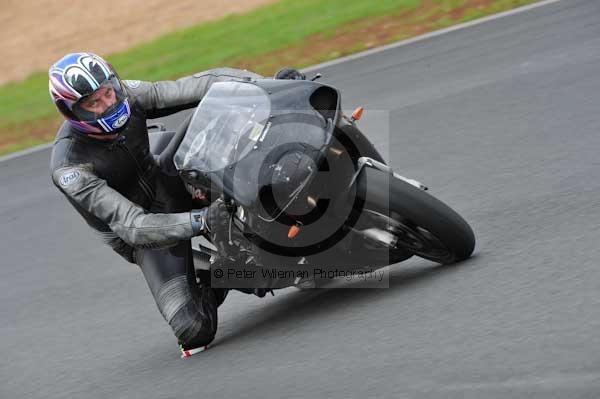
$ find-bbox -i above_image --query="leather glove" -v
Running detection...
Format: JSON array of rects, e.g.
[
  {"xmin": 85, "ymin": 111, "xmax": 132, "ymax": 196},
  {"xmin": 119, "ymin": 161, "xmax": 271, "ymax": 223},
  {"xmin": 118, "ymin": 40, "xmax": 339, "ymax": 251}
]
[
  {"xmin": 273, "ymin": 67, "xmax": 306, "ymax": 80},
  {"xmin": 190, "ymin": 199, "xmax": 231, "ymax": 235}
]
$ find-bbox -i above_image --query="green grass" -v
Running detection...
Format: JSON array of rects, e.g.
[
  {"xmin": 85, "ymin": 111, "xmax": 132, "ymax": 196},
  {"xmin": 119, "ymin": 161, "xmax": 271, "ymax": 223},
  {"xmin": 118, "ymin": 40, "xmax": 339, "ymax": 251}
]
[
  {"xmin": 0, "ymin": 0, "xmax": 419, "ymax": 128},
  {"xmin": 0, "ymin": 0, "xmax": 541, "ymax": 155}
]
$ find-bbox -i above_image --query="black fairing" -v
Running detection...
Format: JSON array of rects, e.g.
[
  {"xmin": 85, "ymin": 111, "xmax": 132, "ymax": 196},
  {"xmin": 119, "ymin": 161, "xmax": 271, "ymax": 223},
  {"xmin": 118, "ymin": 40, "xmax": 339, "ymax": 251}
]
[{"xmin": 174, "ymin": 79, "xmax": 341, "ymax": 223}]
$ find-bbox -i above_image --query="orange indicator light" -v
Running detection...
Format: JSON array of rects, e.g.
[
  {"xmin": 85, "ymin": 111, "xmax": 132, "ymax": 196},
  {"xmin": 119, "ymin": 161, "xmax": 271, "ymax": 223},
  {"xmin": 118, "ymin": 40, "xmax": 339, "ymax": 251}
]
[
  {"xmin": 288, "ymin": 224, "xmax": 300, "ymax": 239},
  {"xmin": 351, "ymin": 107, "xmax": 364, "ymax": 121}
]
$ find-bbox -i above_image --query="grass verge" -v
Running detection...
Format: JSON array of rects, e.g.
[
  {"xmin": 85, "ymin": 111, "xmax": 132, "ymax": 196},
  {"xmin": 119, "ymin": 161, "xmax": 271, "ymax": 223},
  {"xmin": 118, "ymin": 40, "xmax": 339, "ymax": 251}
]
[{"xmin": 0, "ymin": 0, "xmax": 540, "ymax": 156}]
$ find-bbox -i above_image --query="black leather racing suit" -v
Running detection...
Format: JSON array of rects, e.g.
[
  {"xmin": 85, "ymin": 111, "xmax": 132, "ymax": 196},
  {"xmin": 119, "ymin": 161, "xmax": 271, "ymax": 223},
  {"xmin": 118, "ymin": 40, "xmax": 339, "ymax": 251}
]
[{"xmin": 50, "ymin": 68, "xmax": 262, "ymax": 349}]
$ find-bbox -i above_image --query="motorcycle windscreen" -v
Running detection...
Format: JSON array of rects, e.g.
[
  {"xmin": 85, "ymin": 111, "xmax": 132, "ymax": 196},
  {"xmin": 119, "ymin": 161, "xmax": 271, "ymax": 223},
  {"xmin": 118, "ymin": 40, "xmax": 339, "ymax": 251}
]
[{"xmin": 173, "ymin": 81, "xmax": 271, "ymax": 173}]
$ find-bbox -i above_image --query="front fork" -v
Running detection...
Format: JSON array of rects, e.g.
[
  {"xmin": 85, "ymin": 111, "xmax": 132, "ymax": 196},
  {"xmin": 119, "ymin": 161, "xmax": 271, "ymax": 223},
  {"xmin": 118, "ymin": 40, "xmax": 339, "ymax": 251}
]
[{"xmin": 349, "ymin": 157, "xmax": 428, "ymax": 191}]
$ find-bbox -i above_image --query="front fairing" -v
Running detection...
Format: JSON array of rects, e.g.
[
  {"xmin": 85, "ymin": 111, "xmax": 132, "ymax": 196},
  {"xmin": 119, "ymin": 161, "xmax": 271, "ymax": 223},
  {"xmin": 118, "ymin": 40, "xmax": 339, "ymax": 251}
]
[{"xmin": 174, "ymin": 79, "xmax": 339, "ymax": 218}]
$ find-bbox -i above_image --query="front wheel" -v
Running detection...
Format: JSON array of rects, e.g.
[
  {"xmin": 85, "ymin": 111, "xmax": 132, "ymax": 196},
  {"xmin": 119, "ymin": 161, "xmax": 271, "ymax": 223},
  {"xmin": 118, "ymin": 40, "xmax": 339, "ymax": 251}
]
[{"xmin": 356, "ymin": 168, "xmax": 475, "ymax": 264}]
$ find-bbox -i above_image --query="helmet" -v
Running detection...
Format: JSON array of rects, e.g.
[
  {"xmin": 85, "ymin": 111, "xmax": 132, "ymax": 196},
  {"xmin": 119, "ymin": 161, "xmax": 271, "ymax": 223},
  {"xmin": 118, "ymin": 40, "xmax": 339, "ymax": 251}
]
[{"xmin": 48, "ymin": 52, "xmax": 131, "ymax": 134}]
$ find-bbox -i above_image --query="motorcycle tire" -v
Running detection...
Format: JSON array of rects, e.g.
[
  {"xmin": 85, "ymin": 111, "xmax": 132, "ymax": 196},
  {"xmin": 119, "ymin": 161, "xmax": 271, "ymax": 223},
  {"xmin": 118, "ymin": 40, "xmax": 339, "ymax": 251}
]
[{"xmin": 356, "ymin": 167, "xmax": 475, "ymax": 264}]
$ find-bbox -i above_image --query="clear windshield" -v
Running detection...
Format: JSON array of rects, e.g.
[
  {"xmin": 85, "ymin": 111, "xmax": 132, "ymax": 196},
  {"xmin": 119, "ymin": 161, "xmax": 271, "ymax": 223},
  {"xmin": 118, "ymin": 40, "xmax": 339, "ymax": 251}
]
[{"xmin": 174, "ymin": 81, "xmax": 271, "ymax": 172}]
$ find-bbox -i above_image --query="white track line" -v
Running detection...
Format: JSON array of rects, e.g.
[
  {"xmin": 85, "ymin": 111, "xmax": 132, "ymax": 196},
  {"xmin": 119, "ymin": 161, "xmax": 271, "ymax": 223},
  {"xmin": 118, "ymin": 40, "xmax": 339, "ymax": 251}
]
[
  {"xmin": 0, "ymin": 142, "xmax": 54, "ymax": 163},
  {"xmin": 0, "ymin": 0, "xmax": 560, "ymax": 164},
  {"xmin": 303, "ymin": 0, "xmax": 561, "ymax": 73}
]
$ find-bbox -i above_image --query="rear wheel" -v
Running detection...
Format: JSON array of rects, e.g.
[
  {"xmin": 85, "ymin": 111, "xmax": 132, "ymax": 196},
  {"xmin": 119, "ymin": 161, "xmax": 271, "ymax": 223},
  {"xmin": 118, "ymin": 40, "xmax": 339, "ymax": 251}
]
[{"xmin": 355, "ymin": 168, "xmax": 475, "ymax": 264}]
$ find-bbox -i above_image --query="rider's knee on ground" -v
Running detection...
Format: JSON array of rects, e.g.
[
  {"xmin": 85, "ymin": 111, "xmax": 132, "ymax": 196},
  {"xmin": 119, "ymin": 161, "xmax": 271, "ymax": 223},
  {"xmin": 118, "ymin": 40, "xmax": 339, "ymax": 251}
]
[
  {"xmin": 170, "ymin": 299, "xmax": 217, "ymax": 349},
  {"xmin": 169, "ymin": 287, "xmax": 217, "ymax": 348}
]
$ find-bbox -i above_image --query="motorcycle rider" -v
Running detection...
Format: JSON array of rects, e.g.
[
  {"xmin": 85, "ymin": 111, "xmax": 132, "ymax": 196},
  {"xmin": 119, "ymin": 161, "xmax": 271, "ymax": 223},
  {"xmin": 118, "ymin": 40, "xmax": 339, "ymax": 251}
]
[{"xmin": 48, "ymin": 52, "xmax": 303, "ymax": 356}]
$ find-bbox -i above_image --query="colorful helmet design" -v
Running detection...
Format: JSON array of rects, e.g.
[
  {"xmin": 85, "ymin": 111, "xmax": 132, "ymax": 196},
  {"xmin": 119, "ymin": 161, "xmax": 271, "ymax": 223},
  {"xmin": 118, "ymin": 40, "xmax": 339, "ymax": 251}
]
[{"xmin": 48, "ymin": 52, "xmax": 131, "ymax": 134}]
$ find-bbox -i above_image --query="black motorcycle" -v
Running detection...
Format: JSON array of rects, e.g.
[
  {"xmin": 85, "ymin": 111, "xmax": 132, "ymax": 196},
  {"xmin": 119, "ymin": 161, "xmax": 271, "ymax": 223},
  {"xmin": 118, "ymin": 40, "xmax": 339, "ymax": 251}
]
[{"xmin": 149, "ymin": 76, "xmax": 475, "ymax": 291}]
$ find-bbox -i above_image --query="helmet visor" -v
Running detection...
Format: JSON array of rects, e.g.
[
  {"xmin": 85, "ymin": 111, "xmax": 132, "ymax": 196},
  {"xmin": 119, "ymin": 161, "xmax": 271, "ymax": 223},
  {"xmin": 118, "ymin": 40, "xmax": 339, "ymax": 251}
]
[{"xmin": 71, "ymin": 76, "xmax": 127, "ymax": 121}]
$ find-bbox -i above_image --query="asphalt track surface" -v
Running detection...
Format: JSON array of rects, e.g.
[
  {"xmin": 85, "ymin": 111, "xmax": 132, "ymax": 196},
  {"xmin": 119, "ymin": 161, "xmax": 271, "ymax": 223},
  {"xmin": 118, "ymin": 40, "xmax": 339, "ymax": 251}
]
[{"xmin": 2, "ymin": 1, "xmax": 599, "ymax": 398}]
